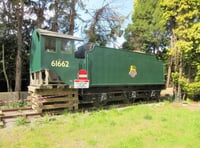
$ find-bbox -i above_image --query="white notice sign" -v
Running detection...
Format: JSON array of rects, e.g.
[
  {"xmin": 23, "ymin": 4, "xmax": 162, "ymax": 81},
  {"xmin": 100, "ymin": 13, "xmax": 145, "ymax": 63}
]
[{"xmin": 74, "ymin": 80, "xmax": 89, "ymax": 88}]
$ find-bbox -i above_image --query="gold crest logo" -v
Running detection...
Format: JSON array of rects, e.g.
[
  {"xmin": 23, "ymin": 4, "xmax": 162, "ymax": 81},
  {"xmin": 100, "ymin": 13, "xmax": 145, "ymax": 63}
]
[{"xmin": 129, "ymin": 65, "xmax": 137, "ymax": 78}]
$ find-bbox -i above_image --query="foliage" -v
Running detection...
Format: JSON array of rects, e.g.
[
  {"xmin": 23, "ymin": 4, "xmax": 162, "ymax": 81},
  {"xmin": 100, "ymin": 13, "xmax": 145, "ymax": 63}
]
[
  {"xmin": 124, "ymin": 0, "xmax": 199, "ymax": 99},
  {"xmin": 123, "ymin": 0, "xmax": 167, "ymax": 53},
  {"xmin": 34, "ymin": 114, "xmax": 56, "ymax": 125},
  {"xmin": 0, "ymin": 100, "xmax": 28, "ymax": 109},
  {"xmin": 0, "ymin": 104, "xmax": 200, "ymax": 147},
  {"xmin": 143, "ymin": 114, "xmax": 153, "ymax": 120},
  {"xmin": 195, "ymin": 65, "xmax": 200, "ymax": 82},
  {"xmin": 15, "ymin": 116, "xmax": 27, "ymax": 126},
  {"xmin": 0, "ymin": 0, "xmax": 31, "ymax": 91},
  {"xmin": 0, "ymin": 36, "xmax": 17, "ymax": 91},
  {"xmin": 47, "ymin": 0, "xmax": 85, "ymax": 34},
  {"xmin": 176, "ymin": 76, "xmax": 200, "ymax": 100},
  {"xmin": 160, "ymin": 0, "xmax": 200, "ymax": 100},
  {"xmin": 85, "ymin": 3, "xmax": 125, "ymax": 46},
  {"xmin": 4, "ymin": 101, "xmax": 28, "ymax": 108},
  {"xmin": 171, "ymin": 72, "xmax": 179, "ymax": 83},
  {"xmin": 183, "ymin": 82, "xmax": 200, "ymax": 100}
]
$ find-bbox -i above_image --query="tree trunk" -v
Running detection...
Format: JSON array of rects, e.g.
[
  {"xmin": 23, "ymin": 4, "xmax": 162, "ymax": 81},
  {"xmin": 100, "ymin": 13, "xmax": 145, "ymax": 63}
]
[
  {"xmin": 36, "ymin": 0, "xmax": 45, "ymax": 28},
  {"xmin": 88, "ymin": 5, "xmax": 106, "ymax": 41},
  {"xmin": 2, "ymin": 44, "xmax": 11, "ymax": 92},
  {"xmin": 170, "ymin": 31, "xmax": 179, "ymax": 100},
  {"xmin": 187, "ymin": 66, "xmax": 191, "ymax": 83},
  {"xmin": 166, "ymin": 56, "xmax": 172, "ymax": 88},
  {"xmin": 68, "ymin": 0, "xmax": 76, "ymax": 35},
  {"xmin": 177, "ymin": 55, "xmax": 183, "ymax": 101},
  {"xmin": 52, "ymin": 0, "xmax": 59, "ymax": 32},
  {"xmin": 15, "ymin": 1, "xmax": 24, "ymax": 92},
  {"xmin": 37, "ymin": 8, "xmax": 44, "ymax": 28}
]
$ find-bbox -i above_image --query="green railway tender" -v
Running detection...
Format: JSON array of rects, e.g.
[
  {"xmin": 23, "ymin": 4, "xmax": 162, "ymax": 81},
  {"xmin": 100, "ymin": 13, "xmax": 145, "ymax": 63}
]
[{"xmin": 28, "ymin": 29, "xmax": 165, "ymax": 113}]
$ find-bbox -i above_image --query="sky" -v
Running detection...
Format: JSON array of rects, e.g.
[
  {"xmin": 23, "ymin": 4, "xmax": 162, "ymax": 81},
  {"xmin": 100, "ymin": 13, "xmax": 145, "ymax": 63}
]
[
  {"xmin": 78, "ymin": 0, "xmax": 134, "ymax": 48},
  {"xmin": 24, "ymin": 0, "xmax": 134, "ymax": 47},
  {"xmin": 85, "ymin": 0, "xmax": 133, "ymax": 18}
]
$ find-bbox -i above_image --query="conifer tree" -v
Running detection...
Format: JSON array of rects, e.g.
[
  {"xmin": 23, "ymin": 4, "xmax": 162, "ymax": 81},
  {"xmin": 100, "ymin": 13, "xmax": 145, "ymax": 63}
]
[
  {"xmin": 124, "ymin": 0, "xmax": 166, "ymax": 53},
  {"xmin": 161, "ymin": 0, "xmax": 200, "ymax": 100}
]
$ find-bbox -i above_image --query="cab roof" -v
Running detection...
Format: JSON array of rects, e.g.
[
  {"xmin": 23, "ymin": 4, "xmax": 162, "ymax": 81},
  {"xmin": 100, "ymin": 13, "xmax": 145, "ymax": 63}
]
[{"xmin": 37, "ymin": 29, "xmax": 83, "ymax": 41}]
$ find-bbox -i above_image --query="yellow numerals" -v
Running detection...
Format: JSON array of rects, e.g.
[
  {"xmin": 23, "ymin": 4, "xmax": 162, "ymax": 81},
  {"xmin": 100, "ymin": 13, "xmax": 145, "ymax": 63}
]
[{"xmin": 51, "ymin": 60, "xmax": 69, "ymax": 68}]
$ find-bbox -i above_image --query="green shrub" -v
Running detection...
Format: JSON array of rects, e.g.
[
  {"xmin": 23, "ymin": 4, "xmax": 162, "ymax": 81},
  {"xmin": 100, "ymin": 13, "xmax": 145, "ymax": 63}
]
[
  {"xmin": 15, "ymin": 116, "xmax": 27, "ymax": 126},
  {"xmin": 34, "ymin": 114, "xmax": 56, "ymax": 125},
  {"xmin": 3, "ymin": 101, "xmax": 28, "ymax": 109},
  {"xmin": 184, "ymin": 82, "xmax": 200, "ymax": 100},
  {"xmin": 163, "ymin": 100, "xmax": 171, "ymax": 105},
  {"xmin": 178, "ymin": 77, "xmax": 200, "ymax": 100},
  {"xmin": 61, "ymin": 109, "xmax": 70, "ymax": 116},
  {"xmin": 144, "ymin": 114, "xmax": 153, "ymax": 120}
]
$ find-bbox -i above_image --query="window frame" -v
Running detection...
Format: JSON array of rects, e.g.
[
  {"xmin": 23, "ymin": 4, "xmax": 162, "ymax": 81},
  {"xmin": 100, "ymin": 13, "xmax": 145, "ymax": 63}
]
[
  {"xmin": 61, "ymin": 39, "xmax": 73, "ymax": 54},
  {"xmin": 44, "ymin": 36, "xmax": 57, "ymax": 53}
]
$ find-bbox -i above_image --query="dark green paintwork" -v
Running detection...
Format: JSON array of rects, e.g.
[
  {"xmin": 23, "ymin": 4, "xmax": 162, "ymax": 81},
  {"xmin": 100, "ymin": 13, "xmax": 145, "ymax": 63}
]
[
  {"xmin": 30, "ymin": 29, "xmax": 42, "ymax": 72},
  {"xmin": 86, "ymin": 46, "xmax": 165, "ymax": 86},
  {"xmin": 30, "ymin": 29, "xmax": 80, "ymax": 86},
  {"xmin": 30, "ymin": 29, "xmax": 165, "ymax": 88}
]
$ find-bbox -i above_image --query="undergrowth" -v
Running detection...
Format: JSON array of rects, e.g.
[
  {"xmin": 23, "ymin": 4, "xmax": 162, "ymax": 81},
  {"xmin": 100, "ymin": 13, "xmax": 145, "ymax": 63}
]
[
  {"xmin": 15, "ymin": 116, "xmax": 27, "ymax": 126},
  {"xmin": 1, "ymin": 101, "xmax": 28, "ymax": 109}
]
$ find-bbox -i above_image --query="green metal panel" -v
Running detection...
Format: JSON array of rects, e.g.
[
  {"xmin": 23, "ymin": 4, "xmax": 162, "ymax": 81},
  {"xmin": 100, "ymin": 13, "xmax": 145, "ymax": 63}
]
[
  {"xmin": 30, "ymin": 29, "xmax": 42, "ymax": 72},
  {"xmin": 86, "ymin": 46, "xmax": 165, "ymax": 86},
  {"xmin": 30, "ymin": 29, "xmax": 81, "ymax": 86},
  {"xmin": 40, "ymin": 36, "xmax": 79, "ymax": 85}
]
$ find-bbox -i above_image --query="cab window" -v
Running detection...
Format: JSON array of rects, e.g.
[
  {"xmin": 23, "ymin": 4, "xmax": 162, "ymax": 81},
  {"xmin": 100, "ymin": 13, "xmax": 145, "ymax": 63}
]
[
  {"xmin": 44, "ymin": 36, "xmax": 56, "ymax": 52},
  {"xmin": 61, "ymin": 40, "xmax": 73, "ymax": 54}
]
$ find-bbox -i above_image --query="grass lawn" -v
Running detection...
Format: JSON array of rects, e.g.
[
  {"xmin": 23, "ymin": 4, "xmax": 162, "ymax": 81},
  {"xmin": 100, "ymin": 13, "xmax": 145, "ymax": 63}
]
[{"xmin": 0, "ymin": 102, "xmax": 200, "ymax": 148}]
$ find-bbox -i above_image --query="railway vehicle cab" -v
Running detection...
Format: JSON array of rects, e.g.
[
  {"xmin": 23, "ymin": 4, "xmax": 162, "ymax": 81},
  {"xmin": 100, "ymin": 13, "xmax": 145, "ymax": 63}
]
[
  {"xmin": 29, "ymin": 29, "xmax": 83, "ymax": 88},
  {"xmin": 29, "ymin": 29, "xmax": 86, "ymax": 112}
]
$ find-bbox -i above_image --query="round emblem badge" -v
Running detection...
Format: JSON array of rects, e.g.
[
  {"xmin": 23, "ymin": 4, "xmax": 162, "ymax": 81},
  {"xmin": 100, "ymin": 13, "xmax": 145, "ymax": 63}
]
[{"xmin": 129, "ymin": 65, "xmax": 137, "ymax": 78}]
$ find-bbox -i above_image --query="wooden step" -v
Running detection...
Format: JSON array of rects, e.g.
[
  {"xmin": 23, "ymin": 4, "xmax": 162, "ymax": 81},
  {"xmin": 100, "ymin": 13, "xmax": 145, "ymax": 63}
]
[
  {"xmin": 41, "ymin": 97, "xmax": 70, "ymax": 103},
  {"xmin": 42, "ymin": 103, "xmax": 73, "ymax": 110},
  {"xmin": 29, "ymin": 87, "xmax": 79, "ymax": 113},
  {"xmin": 31, "ymin": 89, "xmax": 78, "ymax": 96}
]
